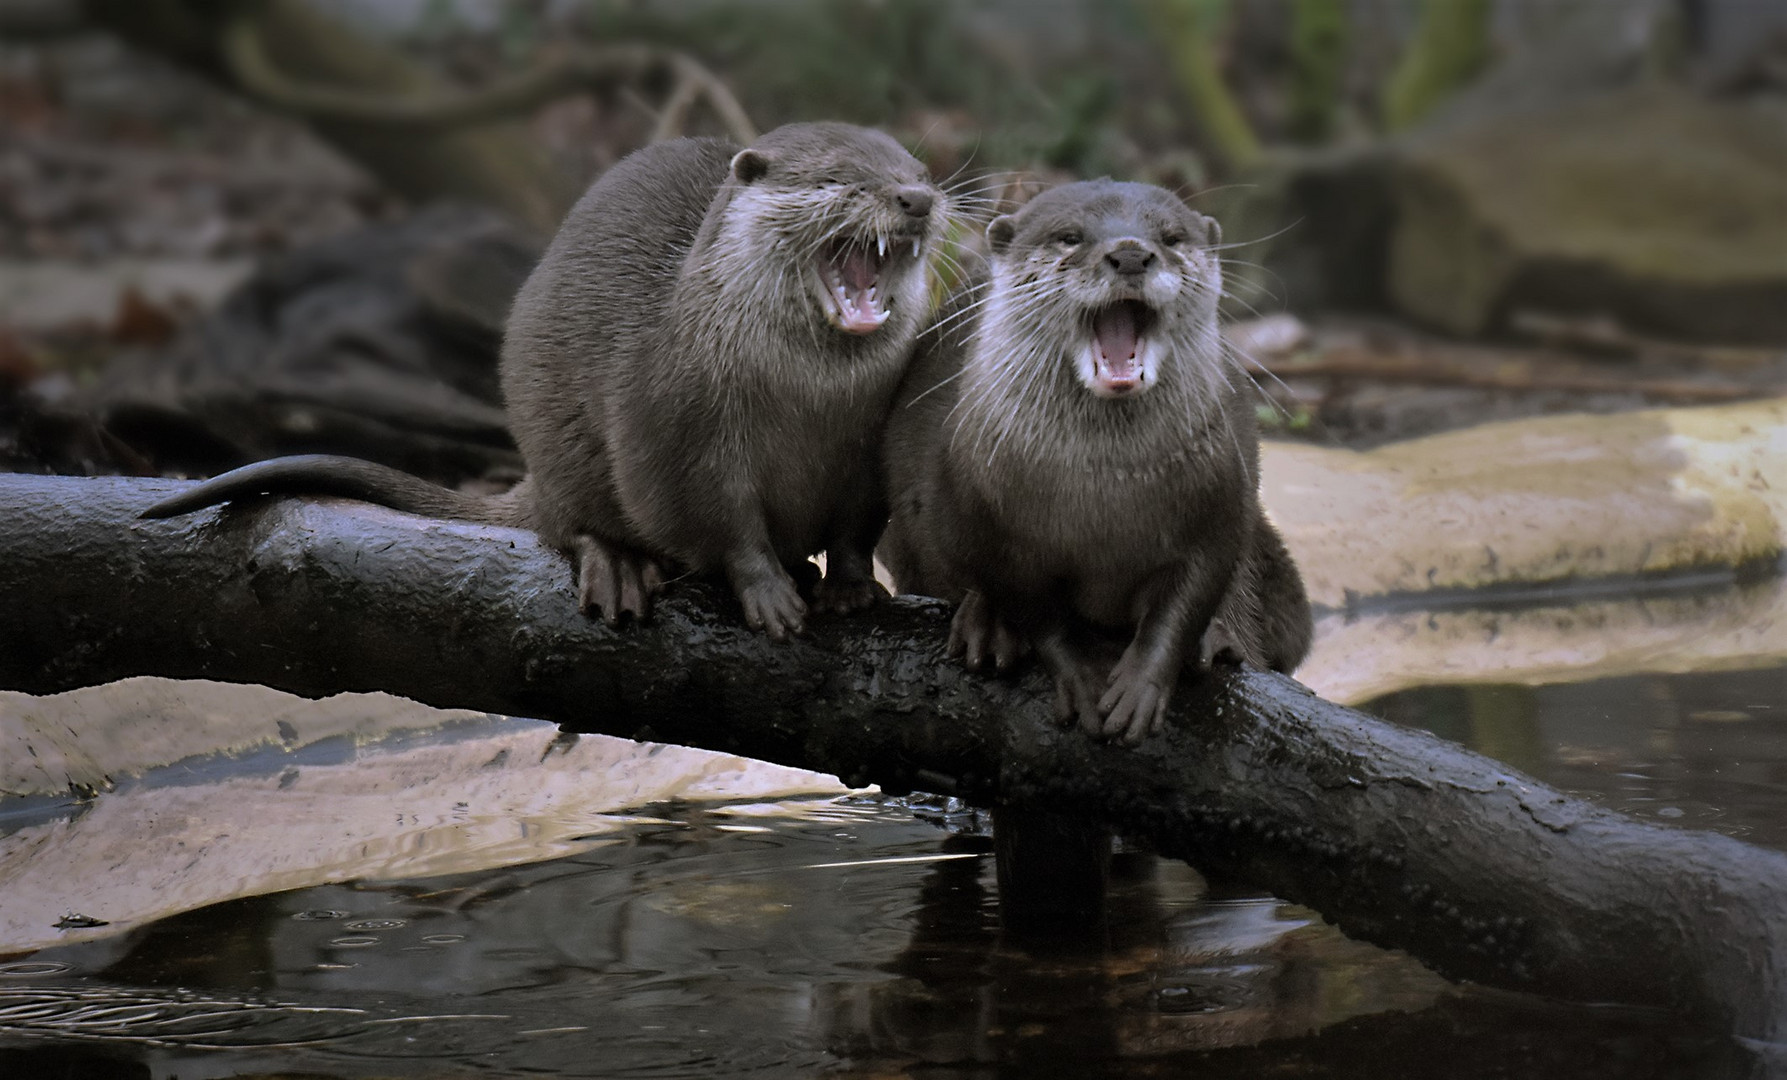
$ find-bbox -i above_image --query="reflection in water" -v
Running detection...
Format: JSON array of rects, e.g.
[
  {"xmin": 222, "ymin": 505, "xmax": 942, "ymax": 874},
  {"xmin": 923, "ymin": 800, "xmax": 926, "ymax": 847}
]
[
  {"xmin": 1362, "ymin": 663, "xmax": 1787, "ymax": 850},
  {"xmin": 2, "ymin": 586, "xmax": 1783, "ymax": 1076},
  {"xmin": 0, "ymin": 796, "xmax": 1759, "ymax": 1078}
]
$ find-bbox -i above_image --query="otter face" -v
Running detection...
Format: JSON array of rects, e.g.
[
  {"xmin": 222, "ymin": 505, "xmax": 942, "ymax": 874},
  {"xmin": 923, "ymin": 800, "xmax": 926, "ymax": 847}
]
[
  {"xmin": 984, "ymin": 181, "xmax": 1222, "ymax": 400},
  {"xmin": 725, "ymin": 123, "xmax": 945, "ymax": 337}
]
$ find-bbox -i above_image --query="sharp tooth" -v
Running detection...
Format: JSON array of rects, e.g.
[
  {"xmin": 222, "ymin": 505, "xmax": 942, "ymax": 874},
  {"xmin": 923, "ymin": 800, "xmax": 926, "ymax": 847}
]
[
  {"xmin": 878, "ymin": 235, "xmax": 887, "ymax": 259},
  {"xmin": 912, "ymin": 239, "xmax": 920, "ymax": 258}
]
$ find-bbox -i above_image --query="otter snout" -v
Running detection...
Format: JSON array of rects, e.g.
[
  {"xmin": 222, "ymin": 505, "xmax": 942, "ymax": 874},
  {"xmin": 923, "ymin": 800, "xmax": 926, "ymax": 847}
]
[
  {"xmin": 1104, "ymin": 243, "xmax": 1156, "ymax": 278},
  {"xmin": 895, "ymin": 186, "xmax": 935, "ymax": 221}
]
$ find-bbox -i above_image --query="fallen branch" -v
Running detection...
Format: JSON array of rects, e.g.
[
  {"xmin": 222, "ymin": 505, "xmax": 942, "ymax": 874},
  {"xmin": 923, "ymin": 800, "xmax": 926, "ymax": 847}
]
[
  {"xmin": 221, "ymin": 15, "xmax": 756, "ymax": 144},
  {"xmin": 1, "ymin": 473, "xmax": 1783, "ymax": 1041}
]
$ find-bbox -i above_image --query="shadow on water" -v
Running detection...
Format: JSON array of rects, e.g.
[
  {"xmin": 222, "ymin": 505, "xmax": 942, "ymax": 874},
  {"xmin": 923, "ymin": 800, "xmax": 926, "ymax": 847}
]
[{"xmin": 0, "ymin": 788, "xmax": 1768, "ymax": 1078}]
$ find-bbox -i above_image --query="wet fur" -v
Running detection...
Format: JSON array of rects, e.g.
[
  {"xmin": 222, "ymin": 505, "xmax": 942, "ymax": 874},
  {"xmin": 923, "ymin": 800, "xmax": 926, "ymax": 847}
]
[
  {"xmin": 880, "ymin": 179, "xmax": 1311, "ymax": 743},
  {"xmin": 145, "ymin": 123, "xmax": 945, "ymax": 638}
]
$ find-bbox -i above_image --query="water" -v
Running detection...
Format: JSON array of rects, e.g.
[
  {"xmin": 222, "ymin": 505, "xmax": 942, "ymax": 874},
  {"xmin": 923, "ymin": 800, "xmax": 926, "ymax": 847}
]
[
  {"xmin": 0, "ymin": 791, "xmax": 1768, "ymax": 1077},
  {"xmin": 1360, "ymin": 664, "xmax": 1787, "ymax": 851},
  {"xmin": 0, "ymin": 665, "xmax": 1782, "ymax": 1076}
]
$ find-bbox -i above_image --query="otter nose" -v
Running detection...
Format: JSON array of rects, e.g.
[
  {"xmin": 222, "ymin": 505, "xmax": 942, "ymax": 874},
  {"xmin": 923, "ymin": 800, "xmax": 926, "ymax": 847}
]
[
  {"xmin": 1105, "ymin": 246, "xmax": 1155, "ymax": 277},
  {"xmin": 896, "ymin": 186, "xmax": 934, "ymax": 220}
]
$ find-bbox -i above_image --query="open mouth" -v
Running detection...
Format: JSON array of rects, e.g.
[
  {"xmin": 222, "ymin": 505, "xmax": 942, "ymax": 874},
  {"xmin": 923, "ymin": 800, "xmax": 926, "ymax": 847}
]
[
  {"xmin": 816, "ymin": 235, "xmax": 920, "ymax": 334},
  {"xmin": 1087, "ymin": 299, "xmax": 1157, "ymax": 395}
]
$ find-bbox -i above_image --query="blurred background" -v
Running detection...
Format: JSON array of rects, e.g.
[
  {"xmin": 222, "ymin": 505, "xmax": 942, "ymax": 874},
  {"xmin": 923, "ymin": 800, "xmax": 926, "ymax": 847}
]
[{"xmin": 0, "ymin": 0, "xmax": 1782, "ymax": 484}]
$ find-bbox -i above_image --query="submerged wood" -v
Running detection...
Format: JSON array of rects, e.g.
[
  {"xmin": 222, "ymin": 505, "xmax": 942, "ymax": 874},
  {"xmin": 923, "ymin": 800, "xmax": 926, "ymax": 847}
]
[{"xmin": 1, "ymin": 473, "xmax": 1783, "ymax": 1041}]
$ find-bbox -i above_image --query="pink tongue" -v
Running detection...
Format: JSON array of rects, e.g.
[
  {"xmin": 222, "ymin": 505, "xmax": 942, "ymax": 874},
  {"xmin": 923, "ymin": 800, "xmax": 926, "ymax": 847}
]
[
  {"xmin": 838, "ymin": 247, "xmax": 878, "ymax": 291},
  {"xmin": 1094, "ymin": 304, "xmax": 1141, "ymax": 380},
  {"xmin": 834, "ymin": 247, "xmax": 881, "ymax": 328}
]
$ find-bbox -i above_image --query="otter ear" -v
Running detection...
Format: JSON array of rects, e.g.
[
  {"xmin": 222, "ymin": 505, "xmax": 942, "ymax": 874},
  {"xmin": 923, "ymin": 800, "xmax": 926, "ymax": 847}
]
[
  {"xmin": 731, "ymin": 149, "xmax": 770, "ymax": 184},
  {"xmin": 986, "ymin": 215, "xmax": 1017, "ymax": 254},
  {"xmin": 1202, "ymin": 214, "xmax": 1222, "ymax": 248}
]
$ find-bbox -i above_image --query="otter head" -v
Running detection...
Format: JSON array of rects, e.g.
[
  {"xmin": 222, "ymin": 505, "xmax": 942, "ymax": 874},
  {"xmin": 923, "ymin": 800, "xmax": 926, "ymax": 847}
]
[
  {"xmin": 724, "ymin": 122, "xmax": 944, "ymax": 336},
  {"xmin": 984, "ymin": 180, "xmax": 1222, "ymax": 400}
]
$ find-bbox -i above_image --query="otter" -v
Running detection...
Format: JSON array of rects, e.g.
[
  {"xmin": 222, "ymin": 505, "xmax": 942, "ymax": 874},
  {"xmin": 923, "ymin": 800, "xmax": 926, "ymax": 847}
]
[
  {"xmin": 879, "ymin": 179, "xmax": 1311, "ymax": 743},
  {"xmin": 144, "ymin": 122, "xmax": 947, "ymax": 640}
]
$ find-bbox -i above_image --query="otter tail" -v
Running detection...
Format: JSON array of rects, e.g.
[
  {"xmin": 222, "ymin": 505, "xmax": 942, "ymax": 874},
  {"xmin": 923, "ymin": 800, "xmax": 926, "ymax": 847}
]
[{"xmin": 139, "ymin": 455, "xmax": 525, "ymax": 527}]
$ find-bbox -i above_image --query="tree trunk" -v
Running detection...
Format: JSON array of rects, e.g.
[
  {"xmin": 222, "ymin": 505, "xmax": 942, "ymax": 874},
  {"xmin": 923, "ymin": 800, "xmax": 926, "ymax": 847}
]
[{"xmin": 1, "ymin": 473, "xmax": 1783, "ymax": 1041}]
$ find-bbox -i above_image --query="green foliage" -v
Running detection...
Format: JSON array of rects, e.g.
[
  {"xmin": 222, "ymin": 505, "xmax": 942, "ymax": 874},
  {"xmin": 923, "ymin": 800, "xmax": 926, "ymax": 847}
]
[
  {"xmin": 1383, "ymin": 0, "xmax": 1492, "ymax": 131},
  {"xmin": 1138, "ymin": 0, "xmax": 1262, "ymax": 170},
  {"xmin": 1041, "ymin": 74, "xmax": 1119, "ymax": 171},
  {"xmin": 569, "ymin": 0, "xmax": 1173, "ymax": 176},
  {"xmin": 576, "ymin": 0, "xmax": 1000, "ymax": 125},
  {"xmin": 1287, "ymin": 0, "xmax": 1347, "ymax": 143}
]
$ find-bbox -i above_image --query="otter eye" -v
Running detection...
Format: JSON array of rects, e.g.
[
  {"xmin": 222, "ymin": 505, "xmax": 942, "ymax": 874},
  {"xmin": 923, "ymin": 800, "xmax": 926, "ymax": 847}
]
[
  {"xmin": 1162, "ymin": 233, "xmax": 1186, "ymax": 247},
  {"xmin": 1056, "ymin": 231, "xmax": 1083, "ymax": 247}
]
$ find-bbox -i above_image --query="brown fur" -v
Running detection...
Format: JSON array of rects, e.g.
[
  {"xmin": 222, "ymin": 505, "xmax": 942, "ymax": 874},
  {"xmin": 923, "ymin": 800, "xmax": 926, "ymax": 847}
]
[
  {"xmin": 145, "ymin": 123, "xmax": 947, "ymax": 638},
  {"xmin": 880, "ymin": 179, "xmax": 1311, "ymax": 743}
]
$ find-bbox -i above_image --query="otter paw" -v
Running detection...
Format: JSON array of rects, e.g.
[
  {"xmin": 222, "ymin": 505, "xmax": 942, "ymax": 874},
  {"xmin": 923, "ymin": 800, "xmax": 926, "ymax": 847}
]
[
  {"xmin": 947, "ymin": 592, "xmax": 1028, "ymax": 673},
  {"xmin": 1049, "ymin": 662, "xmax": 1106, "ymax": 735},
  {"xmin": 738, "ymin": 575, "xmax": 808, "ymax": 642},
  {"xmin": 811, "ymin": 570, "xmax": 886, "ymax": 615},
  {"xmin": 1097, "ymin": 675, "xmax": 1170, "ymax": 745},
  {"xmin": 1097, "ymin": 648, "xmax": 1177, "ymax": 744},
  {"xmin": 575, "ymin": 536, "xmax": 663, "ymax": 627}
]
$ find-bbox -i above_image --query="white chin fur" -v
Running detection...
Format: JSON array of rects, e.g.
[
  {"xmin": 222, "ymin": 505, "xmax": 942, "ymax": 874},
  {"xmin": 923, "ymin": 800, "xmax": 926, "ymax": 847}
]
[{"xmin": 1077, "ymin": 338, "xmax": 1158, "ymax": 399}]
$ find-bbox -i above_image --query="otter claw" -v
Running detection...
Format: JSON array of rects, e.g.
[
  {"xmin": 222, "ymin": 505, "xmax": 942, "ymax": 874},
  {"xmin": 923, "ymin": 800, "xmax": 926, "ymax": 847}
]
[
  {"xmin": 947, "ymin": 591, "xmax": 1028, "ymax": 673},
  {"xmin": 574, "ymin": 536, "xmax": 662, "ymax": 626},
  {"xmin": 1098, "ymin": 678, "xmax": 1168, "ymax": 745},
  {"xmin": 739, "ymin": 576, "xmax": 807, "ymax": 641},
  {"xmin": 1097, "ymin": 645, "xmax": 1178, "ymax": 744},
  {"xmin": 811, "ymin": 570, "xmax": 886, "ymax": 615}
]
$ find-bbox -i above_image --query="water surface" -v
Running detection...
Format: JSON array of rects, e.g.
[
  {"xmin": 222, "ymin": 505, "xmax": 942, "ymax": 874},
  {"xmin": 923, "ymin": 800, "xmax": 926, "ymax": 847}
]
[{"xmin": 1, "ymin": 626, "xmax": 1782, "ymax": 1077}]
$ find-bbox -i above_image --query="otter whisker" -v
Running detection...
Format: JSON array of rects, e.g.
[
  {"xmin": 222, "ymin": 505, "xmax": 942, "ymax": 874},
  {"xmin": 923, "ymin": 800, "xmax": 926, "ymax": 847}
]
[
  {"xmin": 1207, "ymin": 218, "xmax": 1303, "ymax": 253},
  {"xmin": 924, "ymin": 276, "xmax": 1058, "ymax": 338},
  {"xmin": 1221, "ymin": 338, "xmax": 1296, "ymax": 413},
  {"xmin": 905, "ymin": 365, "xmax": 970, "ymax": 408},
  {"xmin": 1212, "ymin": 286, "xmax": 1272, "ymax": 323},
  {"xmin": 934, "ymin": 143, "xmax": 986, "ymax": 190},
  {"xmin": 1179, "ymin": 181, "xmax": 1260, "ymax": 203}
]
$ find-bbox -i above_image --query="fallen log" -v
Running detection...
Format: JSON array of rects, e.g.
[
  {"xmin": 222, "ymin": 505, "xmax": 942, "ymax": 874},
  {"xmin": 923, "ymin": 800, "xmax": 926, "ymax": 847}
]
[{"xmin": 1, "ymin": 473, "xmax": 1783, "ymax": 1043}]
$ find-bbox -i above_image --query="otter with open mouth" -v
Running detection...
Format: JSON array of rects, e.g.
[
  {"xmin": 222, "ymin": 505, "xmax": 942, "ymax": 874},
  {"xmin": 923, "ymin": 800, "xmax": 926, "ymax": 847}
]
[
  {"xmin": 144, "ymin": 122, "xmax": 946, "ymax": 640},
  {"xmin": 880, "ymin": 179, "xmax": 1311, "ymax": 743}
]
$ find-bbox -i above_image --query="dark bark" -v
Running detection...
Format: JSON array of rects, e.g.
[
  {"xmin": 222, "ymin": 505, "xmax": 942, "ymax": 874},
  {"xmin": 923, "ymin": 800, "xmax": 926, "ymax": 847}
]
[{"xmin": 1, "ymin": 473, "xmax": 1783, "ymax": 1041}]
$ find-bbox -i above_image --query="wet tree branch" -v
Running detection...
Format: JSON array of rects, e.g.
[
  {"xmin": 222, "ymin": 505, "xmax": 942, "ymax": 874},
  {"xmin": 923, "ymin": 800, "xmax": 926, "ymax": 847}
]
[{"xmin": 1, "ymin": 473, "xmax": 1783, "ymax": 1041}]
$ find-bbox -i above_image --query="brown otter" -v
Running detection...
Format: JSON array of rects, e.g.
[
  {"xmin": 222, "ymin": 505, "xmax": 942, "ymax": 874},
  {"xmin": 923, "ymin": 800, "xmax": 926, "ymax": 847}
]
[
  {"xmin": 144, "ymin": 122, "xmax": 947, "ymax": 640},
  {"xmin": 879, "ymin": 179, "xmax": 1311, "ymax": 743}
]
